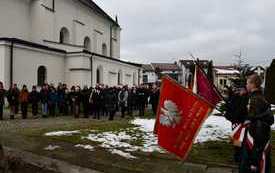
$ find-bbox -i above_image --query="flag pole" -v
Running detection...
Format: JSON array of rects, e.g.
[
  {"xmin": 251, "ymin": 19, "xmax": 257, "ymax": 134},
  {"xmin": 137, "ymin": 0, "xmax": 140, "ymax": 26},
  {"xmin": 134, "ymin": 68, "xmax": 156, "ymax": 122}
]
[{"xmin": 189, "ymin": 54, "xmax": 225, "ymax": 101}]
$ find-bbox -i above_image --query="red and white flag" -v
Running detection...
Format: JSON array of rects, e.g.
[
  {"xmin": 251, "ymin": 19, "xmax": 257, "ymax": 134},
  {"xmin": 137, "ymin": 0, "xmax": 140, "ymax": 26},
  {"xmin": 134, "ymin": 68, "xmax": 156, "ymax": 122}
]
[
  {"xmin": 155, "ymin": 76, "xmax": 213, "ymax": 160},
  {"xmin": 193, "ymin": 64, "xmax": 223, "ymax": 106}
]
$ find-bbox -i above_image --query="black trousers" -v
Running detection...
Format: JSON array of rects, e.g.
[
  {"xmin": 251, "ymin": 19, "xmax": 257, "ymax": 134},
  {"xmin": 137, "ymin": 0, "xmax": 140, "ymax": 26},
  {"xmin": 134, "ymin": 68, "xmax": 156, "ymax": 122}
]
[
  {"xmin": 120, "ymin": 102, "xmax": 127, "ymax": 118},
  {"xmin": 138, "ymin": 103, "xmax": 145, "ymax": 116},
  {"xmin": 32, "ymin": 103, "xmax": 38, "ymax": 116},
  {"xmin": 0, "ymin": 104, "xmax": 3, "ymax": 120},
  {"xmin": 108, "ymin": 110, "xmax": 116, "ymax": 121},
  {"xmin": 83, "ymin": 102, "xmax": 89, "ymax": 118},
  {"xmin": 21, "ymin": 102, "xmax": 28, "ymax": 119}
]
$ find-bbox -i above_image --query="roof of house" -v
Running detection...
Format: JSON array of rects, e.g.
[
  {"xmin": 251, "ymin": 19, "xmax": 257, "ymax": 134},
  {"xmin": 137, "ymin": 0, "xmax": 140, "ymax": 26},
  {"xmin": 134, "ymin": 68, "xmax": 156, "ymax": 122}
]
[
  {"xmin": 151, "ymin": 63, "xmax": 181, "ymax": 72},
  {"xmin": 78, "ymin": 0, "xmax": 120, "ymax": 27},
  {"xmin": 142, "ymin": 64, "xmax": 154, "ymax": 72},
  {"xmin": 179, "ymin": 59, "xmax": 210, "ymax": 68},
  {"xmin": 214, "ymin": 66, "xmax": 239, "ymax": 75}
]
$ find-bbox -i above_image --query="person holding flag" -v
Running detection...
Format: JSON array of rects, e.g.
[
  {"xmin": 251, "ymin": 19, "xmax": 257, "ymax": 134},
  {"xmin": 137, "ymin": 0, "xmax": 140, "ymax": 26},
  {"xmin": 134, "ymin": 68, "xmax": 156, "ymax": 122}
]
[
  {"xmin": 231, "ymin": 74, "xmax": 273, "ymax": 173},
  {"xmin": 154, "ymin": 59, "xmax": 223, "ymax": 160}
]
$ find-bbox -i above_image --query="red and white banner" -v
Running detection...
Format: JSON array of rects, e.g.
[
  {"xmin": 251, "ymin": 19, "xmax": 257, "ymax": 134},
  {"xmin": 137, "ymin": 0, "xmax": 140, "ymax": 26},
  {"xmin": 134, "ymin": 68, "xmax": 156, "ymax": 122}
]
[
  {"xmin": 193, "ymin": 65, "xmax": 223, "ymax": 106},
  {"xmin": 155, "ymin": 76, "xmax": 213, "ymax": 160}
]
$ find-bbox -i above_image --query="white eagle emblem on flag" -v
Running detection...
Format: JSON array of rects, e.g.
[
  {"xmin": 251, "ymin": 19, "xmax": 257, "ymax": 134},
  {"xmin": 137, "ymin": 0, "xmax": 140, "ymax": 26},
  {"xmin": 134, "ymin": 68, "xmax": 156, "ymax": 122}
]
[{"xmin": 159, "ymin": 100, "xmax": 182, "ymax": 128}]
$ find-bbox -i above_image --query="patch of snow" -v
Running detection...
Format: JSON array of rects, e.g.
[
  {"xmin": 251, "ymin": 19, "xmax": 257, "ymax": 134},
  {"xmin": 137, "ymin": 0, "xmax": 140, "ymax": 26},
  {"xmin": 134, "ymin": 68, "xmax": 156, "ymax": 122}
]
[
  {"xmin": 75, "ymin": 144, "xmax": 94, "ymax": 151},
  {"xmin": 131, "ymin": 118, "xmax": 156, "ymax": 132},
  {"xmin": 44, "ymin": 145, "xmax": 61, "ymax": 151},
  {"xmin": 195, "ymin": 115, "xmax": 232, "ymax": 143},
  {"xmin": 45, "ymin": 130, "xmax": 80, "ymax": 136},
  {"xmin": 110, "ymin": 149, "xmax": 137, "ymax": 159}
]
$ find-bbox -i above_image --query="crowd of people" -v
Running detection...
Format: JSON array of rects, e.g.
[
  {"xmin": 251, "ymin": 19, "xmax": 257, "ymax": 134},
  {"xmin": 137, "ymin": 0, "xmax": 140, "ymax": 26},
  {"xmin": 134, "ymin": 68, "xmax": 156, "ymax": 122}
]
[{"xmin": 0, "ymin": 82, "xmax": 160, "ymax": 121}]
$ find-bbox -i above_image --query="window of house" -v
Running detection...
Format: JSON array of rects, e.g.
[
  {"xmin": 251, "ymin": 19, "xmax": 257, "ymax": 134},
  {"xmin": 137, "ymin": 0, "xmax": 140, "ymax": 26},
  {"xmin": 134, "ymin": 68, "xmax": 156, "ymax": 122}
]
[
  {"xmin": 37, "ymin": 66, "xmax": 47, "ymax": 86},
  {"xmin": 84, "ymin": 37, "xmax": 91, "ymax": 51},
  {"xmin": 60, "ymin": 27, "xmax": 70, "ymax": 44},
  {"xmin": 102, "ymin": 43, "xmax": 107, "ymax": 56}
]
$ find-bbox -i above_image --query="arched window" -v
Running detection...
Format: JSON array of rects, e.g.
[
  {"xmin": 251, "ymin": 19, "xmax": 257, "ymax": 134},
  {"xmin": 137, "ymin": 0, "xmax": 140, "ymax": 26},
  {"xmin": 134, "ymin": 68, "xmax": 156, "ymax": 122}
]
[
  {"xmin": 118, "ymin": 70, "xmax": 123, "ymax": 85},
  {"xmin": 96, "ymin": 66, "xmax": 103, "ymax": 84},
  {"xmin": 84, "ymin": 37, "xmax": 91, "ymax": 51},
  {"xmin": 37, "ymin": 66, "xmax": 47, "ymax": 86},
  {"xmin": 102, "ymin": 43, "xmax": 107, "ymax": 56},
  {"xmin": 60, "ymin": 27, "xmax": 70, "ymax": 44}
]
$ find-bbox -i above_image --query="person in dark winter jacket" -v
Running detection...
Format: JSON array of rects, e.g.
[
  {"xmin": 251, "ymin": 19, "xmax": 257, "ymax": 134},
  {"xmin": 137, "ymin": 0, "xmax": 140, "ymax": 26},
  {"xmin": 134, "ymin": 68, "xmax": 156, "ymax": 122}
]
[
  {"xmin": 149, "ymin": 85, "xmax": 160, "ymax": 115},
  {"xmin": 40, "ymin": 84, "xmax": 49, "ymax": 118},
  {"xmin": 0, "ymin": 82, "xmax": 5, "ymax": 120},
  {"xmin": 57, "ymin": 84, "xmax": 65, "ymax": 115},
  {"xmin": 28, "ymin": 86, "xmax": 40, "ymax": 117},
  {"xmin": 12, "ymin": 84, "xmax": 20, "ymax": 115},
  {"xmin": 82, "ymin": 86, "xmax": 91, "ymax": 118},
  {"xmin": 48, "ymin": 87, "xmax": 58, "ymax": 117},
  {"xmin": 104, "ymin": 87, "xmax": 117, "ymax": 121},
  {"xmin": 239, "ymin": 74, "xmax": 274, "ymax": 173},
  {"xmin": 7, "ymin": 84, "xmax": 20, "ymax": 119},
  {"xmin": 70, "ymin": 86, "xmax": 82, "ymax": 118}
]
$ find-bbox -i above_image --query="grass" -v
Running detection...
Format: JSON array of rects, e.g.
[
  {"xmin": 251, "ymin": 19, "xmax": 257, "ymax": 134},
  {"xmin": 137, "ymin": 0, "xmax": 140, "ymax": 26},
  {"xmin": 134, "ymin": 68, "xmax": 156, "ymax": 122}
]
[{"xmin": 1, "ymin": 113, "xmax": 275, "ymax": 172}]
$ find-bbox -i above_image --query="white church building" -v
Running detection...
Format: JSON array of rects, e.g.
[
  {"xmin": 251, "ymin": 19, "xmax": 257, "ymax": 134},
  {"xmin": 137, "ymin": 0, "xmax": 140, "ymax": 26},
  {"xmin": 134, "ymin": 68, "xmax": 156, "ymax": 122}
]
[{"xmin": 0, "ymin": 0, "xmax": 142, "ymax": 89}]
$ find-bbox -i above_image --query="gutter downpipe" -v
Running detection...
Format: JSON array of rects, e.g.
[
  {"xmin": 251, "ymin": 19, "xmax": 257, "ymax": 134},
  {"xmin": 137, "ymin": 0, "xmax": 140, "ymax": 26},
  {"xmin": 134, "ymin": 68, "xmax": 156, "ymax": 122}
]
[
  {"xmin": 90, "ymin": 54, "xmax": 93, "ymax": 87},
  {"xmin": 10, "ymin": 40, "xmax": 14, "ymax": 87}
]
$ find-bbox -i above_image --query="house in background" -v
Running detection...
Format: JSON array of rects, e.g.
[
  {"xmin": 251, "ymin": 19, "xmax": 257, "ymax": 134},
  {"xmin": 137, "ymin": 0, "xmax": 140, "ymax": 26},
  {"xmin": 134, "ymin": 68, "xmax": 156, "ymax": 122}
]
[
  {"xmin": 142, "ymin": 64, "xmax": 157, "ymax": 84},
  {"xmin": 214, "ymin": 66, "xmax": 240, "ymax": 92},
  {"xmin": 251, "ymin": 66, "xmax": 266, "ymax": 81},
  {"xmin": 141, "ymin": 62, "xmax": 182, "ymax": 85},
  {"xmin": 151, "ymin": 63, "xmax": 182, "ymax": 83},
  {"xmin": 178, "ymin": 59, "xmax": 211, "ymax": 88}
]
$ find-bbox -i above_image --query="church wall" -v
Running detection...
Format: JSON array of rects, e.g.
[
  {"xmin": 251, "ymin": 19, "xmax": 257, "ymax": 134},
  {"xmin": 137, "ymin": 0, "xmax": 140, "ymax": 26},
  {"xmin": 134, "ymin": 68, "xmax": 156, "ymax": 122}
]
[
  {"xmin": 0, "ymin": 42, "xmax": 12, "ymax": 89},
  {"xmin": 92, "ymin": 55, "xmax": 140, "ymax": 87},
  {"xmin": 29, "ymin": 0, "xmax": 121, "ymax": 58},
  {"xmin": 65, "ymin": 53, "xmax": 91, "ymax": 88},
  {"xmin": 12, "ymin": 45, "xmax": 66, "ymax": 89}
]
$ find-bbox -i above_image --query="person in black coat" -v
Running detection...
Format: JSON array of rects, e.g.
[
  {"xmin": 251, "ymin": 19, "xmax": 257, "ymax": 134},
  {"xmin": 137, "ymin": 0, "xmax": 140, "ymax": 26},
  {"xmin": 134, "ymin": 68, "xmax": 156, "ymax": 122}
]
[
  {"xmin": 0, "ymin": 82, "xmax": 5, "ymax": 120},
  {"xmin": 239, "ymin": 74, "xmax": 274, "ymax": 173},
  {"xmin": 70, "ymin": 86, "xmax": 82, "ymax": 118},
  {"xmin": 82, "ymin": 86, "xmax": 91, "ymax": 118},
  {"xmin": 40, "ymin": 84, "xmax": 49, "ymax": 118},
  {"xmin": 104, "ymin": 87, "xmax": 117, "ymax": 121},
  {"xmin": 7, "ymin": 84, "xmax": 19, "ymax": 119},
  {"xmin": 136, "ymin": 86, "xmax": 148, "ymax": 117},
  {"xmin": 149, "ymin": 85, "xmax": 160, "ymax": 115},
  {"xmin": 13, "ymin": 84, "xmax": 20, "ymax": 115},
  {"xmin": 28, "ymin": 86, "xmax": 40, "ymax": 117}
]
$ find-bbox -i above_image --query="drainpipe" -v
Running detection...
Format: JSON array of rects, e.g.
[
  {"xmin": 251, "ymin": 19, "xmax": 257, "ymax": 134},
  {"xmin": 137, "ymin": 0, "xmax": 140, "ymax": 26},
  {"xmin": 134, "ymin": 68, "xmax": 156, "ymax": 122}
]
[
  {"xmin": 110, "ymin": 25, "xmax": 113, "ymax": 57},
  {"xmin": 10, "ymin": 40, "xmax": 14, "ymax": 87},
  {"xmin": 90, "ymin": 55, "xmax": 93, "ymax": 87}
]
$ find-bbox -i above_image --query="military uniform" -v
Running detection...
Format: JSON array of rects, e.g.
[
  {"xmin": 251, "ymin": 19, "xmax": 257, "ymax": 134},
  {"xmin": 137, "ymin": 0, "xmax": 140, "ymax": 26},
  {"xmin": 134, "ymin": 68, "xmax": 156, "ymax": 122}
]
[{"xmin": 239, "ymin": 89, "xmax": 273, "ymax": 173}]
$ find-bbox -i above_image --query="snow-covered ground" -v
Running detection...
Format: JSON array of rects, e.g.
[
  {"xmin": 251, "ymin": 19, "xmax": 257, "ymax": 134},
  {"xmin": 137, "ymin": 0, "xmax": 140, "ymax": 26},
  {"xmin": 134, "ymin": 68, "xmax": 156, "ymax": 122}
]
[
  {"xmin": 45, "ymin": 130, "xmax": 80, "ymax": 136},
  {"xmin": 195, "ymin": 116, "xmax": 231, "ymax": 143},
  {"xmin": 45, "ymin": 115, "xmax": 234, "ymax": 159}
]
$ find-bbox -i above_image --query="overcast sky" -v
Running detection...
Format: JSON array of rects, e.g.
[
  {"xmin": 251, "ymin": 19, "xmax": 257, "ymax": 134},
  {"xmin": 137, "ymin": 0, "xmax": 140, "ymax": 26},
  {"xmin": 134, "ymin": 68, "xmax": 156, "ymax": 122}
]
[{"xmin": 93, "ymin": 0, "xmax": 275, "ymax": 66}]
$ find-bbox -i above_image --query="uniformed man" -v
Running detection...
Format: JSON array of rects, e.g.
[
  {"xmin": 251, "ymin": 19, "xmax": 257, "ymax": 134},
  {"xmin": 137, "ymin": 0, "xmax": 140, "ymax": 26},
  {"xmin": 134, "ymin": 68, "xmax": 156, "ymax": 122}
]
[{"xmin": 239, "ymin": 74, "xmax": 274, "ymax": 173}]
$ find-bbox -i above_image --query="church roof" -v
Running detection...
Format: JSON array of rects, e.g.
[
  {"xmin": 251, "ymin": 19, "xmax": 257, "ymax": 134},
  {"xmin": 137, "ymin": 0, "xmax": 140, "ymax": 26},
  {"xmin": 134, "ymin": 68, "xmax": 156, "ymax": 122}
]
[
  {"xmin": 0, "ymin": 37, "xmax": 141, "ymax": 67},
  {"xmin": 78, "ymin": 0, "xmax": 120, "ymax": 27}
]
